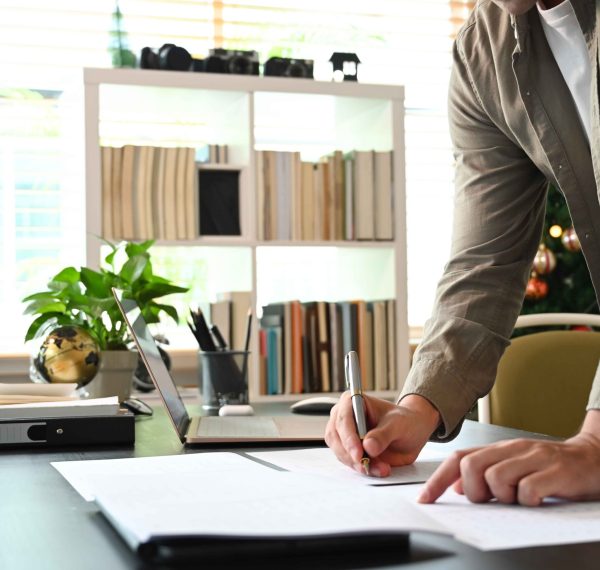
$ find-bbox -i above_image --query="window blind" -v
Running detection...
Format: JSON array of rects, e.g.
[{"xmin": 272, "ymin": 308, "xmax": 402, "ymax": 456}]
[{"xmin": 0, "ymin": 0, "xmax": 476, "ymax": 352}]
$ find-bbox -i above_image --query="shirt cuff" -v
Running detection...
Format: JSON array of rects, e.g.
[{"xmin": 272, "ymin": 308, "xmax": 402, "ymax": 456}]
[
  {"xmin": 398, "ymin": 357, "xmax": 477, "ymax": 442},
  {"xmin": 586, "ymin": 359, "xmax": 600, "ymax": 411}
]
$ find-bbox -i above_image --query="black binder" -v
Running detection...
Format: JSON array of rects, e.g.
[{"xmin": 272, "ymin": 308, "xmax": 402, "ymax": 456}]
[{"xmin": 0, "ymin": 410, "xmax": 135, "ymax": 448}]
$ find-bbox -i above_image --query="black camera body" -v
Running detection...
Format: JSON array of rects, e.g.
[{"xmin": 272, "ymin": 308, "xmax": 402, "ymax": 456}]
[
  {"xmin": 264, "ymin": 57, "xmax": 314, "ymax": 79},
  {"xmin": 140, "ymin": 44, "xmax": 192, "ymax": 71},
  {"xmin": 198, "ymin": 48, "xmax": 260, "ymax": 75}
]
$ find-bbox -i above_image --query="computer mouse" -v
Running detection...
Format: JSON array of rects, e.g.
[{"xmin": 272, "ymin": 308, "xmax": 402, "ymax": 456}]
[
  {"xmin": 218, "ymin": 404, "xmax": 255, "ymax": 416},
  {"xmin": 290, "ymin": 396, "xmax": 339, "ymax": 415}
]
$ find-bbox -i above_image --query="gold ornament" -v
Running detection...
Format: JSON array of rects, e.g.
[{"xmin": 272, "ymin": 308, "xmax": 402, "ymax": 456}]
[
  {"xmin": 561, "ymin": 227, "xmax": 581, "ymax": 252},
  {"xmin": 532, "ymin": 244, "xmax": 556, "ymax": 275},
  {"xmin": 35, "ymin": 326, "xmax": 100, "ymax": 386},
  {"xmin": 549, "ymin": 224, "xmax": 563, "ymax": 238}
]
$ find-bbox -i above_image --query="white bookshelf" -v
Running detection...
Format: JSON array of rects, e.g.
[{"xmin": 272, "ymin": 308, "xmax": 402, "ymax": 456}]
[{"xmin": 82, "ymin": 67, "xmax": 409, "ymax": 401}]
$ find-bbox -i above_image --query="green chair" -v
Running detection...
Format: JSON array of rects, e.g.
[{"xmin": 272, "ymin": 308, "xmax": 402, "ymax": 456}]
[{"xmin": 478, "ymin": 313, "xmax": 600, "ymax": 438}]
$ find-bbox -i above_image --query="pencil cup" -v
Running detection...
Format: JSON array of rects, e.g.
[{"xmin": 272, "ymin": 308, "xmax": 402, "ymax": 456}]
[{"xmin": 198, "ymin": 350, "xmax": 250, "ymax": 412}]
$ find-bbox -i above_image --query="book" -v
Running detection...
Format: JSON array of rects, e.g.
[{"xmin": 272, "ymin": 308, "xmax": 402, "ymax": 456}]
[
  {"xmin": 353, "ymin": 150, "xmax": 375, "ymax": 240},
  {"xmin": 132, "ymin": 145, "xmax": 148, "ymax": 239},
  {"xmin": 344, "ymin": 155, "xmax": 354, "ymax": 240},
  {"xmin": 218, "ymin": 291, "xmax": 251, "ymax": 351},
  {"xmin": 364, "ymin": 302, "xmax": 374, "ymax": 391},
  {"xmin": 120, "ymin": 144, "xmax": 136, "ymax": 239},
  {"xmin": 340, "ymin": 301, "xmax": 358, "ymax": 357},
  {"xmin": 386, "ymin": 299, "xmax": 397, "ymax": 390},
  {"xmin": 290, "ymin": 300, "xmax": 304, "ymax": 394},
  {"xmin": 101, "ymin": 146, "xmax": 113, "ymax": 239},
  {"xmin": 265, "ymin": 323, "xmax": 282, "ymax": 395},
  {"xmin": 144, "ymin": 146, "xmax": 156, "ymax": 239},
  {"xmin": 163, "ymin": 147, "xmax": 178, "ymax": 240},
  {"xmin": 0, "ymin": 396, "xmax": 120, "ymax": 420},
  {"xmin": 372, "ymin": 300, "xmax": 388, "ymax": 391},
  {"xmin": 261, "ymin": 303, "xmax": 287, "ymax": 394},
  {"xmin": 328, "ymin": 302, "xmax": 344, "ymax": 392},
  {"xmin": 111, "ymin": 146, "xmax": 123, "ymax": 239},
  {"xmin": 151, "ymin": 146, "xmax": 166, "ymax": 240},
  {"xmin": 210, "ymin": 300, "xmax": 231, "ymax": 348},
  {"xmin": 300, "ymin": 162, "xmax": 315, "ymax": 240},
  {"xmin": 291, "ymin": 152, "xmax": 302, "ymax": 240},
  {"xmin": 175, "ymin": 147, "xmax": 188, "ymax": 240},
  {"xmin": 256, "ymin": 150, "xmax": 265, "ymax": 240},
  {"xmin": 374, "ymin": 150, "xmax": 394, "ymax": 240},
  {"xmin": 283, "ymin": 302, "xmax": 292, "ymax": 394},
  {"xmin": 312, "ymin": 162, "xmax": 324, "ymax": 241},
  {"xmin": 316, "ymin": 301, "xmax": 331, "ymax": 392},
  {"xmin": 275, "ymin": 152, "xmax": 291, "ymax": 240},
  {"xmin": 332, "ymin": 150, "xmax": 345, "ymax": 241}
]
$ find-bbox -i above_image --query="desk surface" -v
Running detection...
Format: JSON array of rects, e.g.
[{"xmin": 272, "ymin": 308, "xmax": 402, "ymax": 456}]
[{"xmin": 1, "ymin": 401, "xmax": 599, "ymax": 570}]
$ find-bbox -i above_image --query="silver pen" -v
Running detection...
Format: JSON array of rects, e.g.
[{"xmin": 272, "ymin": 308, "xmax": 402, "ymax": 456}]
[{"xmin": 344, "ymin": 350, "xmax": 370, "ymax": 476}]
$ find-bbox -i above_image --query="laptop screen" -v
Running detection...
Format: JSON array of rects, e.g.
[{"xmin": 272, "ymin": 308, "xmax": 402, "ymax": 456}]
[{"xmin": 112, "ymin": 289, "xmax": 190, "ymax": 442}]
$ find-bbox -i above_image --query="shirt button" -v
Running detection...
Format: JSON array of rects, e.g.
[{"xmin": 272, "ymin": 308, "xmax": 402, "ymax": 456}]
[
  {"xmin": 526, "ymin": 91, "xmax": 531, "ymax": 96},
  {"xmin": 585, "ymin": 233, "xmax": 591, "ymax": 239}
]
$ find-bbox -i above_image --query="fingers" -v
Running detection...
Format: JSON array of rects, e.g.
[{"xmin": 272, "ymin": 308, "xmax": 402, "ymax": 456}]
[
  {"xmin": 418, "ymin": 447, "xmax": 483, "ymax": 503},
  {"xmin": 420, "ymin": 439, "xmax": 561, "ymax": 505},
  {"xmin": 325, "ymin": 392, "xmax": 365, "ymax": 465}
]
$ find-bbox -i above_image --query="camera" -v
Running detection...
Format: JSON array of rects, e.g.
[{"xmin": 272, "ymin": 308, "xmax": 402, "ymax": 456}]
[
  {"xmin": 140, "ymin": 44, "xmax": 192, "ymax": 71},
  {"xmin": 197, "ymin": 48, "xmax": 260, "ymax": 75},
  {"xmin": 264, "ymin": 57, "xmax": 314, "ymax": 79}
]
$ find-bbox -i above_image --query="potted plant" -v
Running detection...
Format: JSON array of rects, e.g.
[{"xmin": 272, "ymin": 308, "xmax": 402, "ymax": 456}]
[{"xmin": 22, "ymin": 240, "xmax": 189, "ymax": 398}]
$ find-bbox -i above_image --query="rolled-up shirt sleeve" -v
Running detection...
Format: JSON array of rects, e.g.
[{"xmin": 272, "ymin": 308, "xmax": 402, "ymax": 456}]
[{"xmin": 399, "ymin": 38, "xmax": 548, "ymax": 441}]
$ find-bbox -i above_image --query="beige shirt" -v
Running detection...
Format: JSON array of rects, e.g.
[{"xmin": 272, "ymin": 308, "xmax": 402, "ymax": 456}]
[{"xmin": 400, "ymin": 0, "xmax": 600, "ymax": 441}]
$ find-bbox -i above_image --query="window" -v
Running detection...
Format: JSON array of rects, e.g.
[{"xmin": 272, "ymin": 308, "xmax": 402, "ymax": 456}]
[{"xmin": 0, "ymin": 0, "xmax": 474, "ymax": 353}]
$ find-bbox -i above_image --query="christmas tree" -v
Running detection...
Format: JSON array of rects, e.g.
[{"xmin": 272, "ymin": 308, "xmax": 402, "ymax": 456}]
[{"xmin": 520, "ymin": 184, "xmax": 598, "ymax": 323}]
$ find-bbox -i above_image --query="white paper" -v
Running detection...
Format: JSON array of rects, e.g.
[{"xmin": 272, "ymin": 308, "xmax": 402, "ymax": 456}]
[
  {"xmin": 0, "ymin": 382, "xmax": 77, "ymax": 396},
  {"xmin": 247, "ymin": 446, "xmax": 446, "ymax": 486},
  {"xmin": 53, "ymin": 451, "xmax": 266, "ymax": 501},
  {"xmin": 0, "ymin": 395, "xmax": 116, "ymax": 411},
  {"xmin": 89, "ymin": 461, "xmax": 449, "ymax": 548},
  {"xmin": 382, "ymin": 483, "xmax": 600, "ymax": 551}
]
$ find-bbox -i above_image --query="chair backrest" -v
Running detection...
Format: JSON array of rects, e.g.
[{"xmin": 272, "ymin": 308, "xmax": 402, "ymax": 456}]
[{"xmin": 478, "ymin": 313, "xmax": 600, "ymax": 438}]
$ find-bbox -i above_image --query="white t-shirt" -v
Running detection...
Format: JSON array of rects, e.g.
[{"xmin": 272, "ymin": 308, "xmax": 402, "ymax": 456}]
[{"xmin": 538, "ymin": 0, "xmax": 591, "ymax": 141}]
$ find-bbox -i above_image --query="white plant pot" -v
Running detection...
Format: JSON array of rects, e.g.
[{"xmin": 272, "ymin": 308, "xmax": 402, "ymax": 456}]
[{"xmin": 85, "ymin": 350, "xmax": 138, "ymax": 402}]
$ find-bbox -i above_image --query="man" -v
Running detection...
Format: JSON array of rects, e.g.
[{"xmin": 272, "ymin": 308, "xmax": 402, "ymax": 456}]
[{"xmin": 326, "ymin": 0, "xmax": 600, "ymax": 506}]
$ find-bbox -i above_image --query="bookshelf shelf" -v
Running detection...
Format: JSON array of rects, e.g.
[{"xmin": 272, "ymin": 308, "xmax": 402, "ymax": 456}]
[{"xmin": 82, "ymin": 67, "xmax": 408, "ymax": 402}]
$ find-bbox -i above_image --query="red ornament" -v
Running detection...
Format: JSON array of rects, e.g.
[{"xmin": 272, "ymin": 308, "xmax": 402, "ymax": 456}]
[
  {"xmin": 570, "ymin": 325, "xmax": 593, "ymax": 332},
  {"xmin": 562, "ymin": 227, "xmax": 581, "ymax": 252},
  {"xmin": 532, "ymin": 244, "xmax": 556, "ymax": 275},
  {"xmin": 525, "ymin": 276, "xmax": 548, "ymax": 300}
]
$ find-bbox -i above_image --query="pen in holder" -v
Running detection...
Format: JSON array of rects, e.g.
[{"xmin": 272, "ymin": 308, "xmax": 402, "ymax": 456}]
[{"xmin": 198, "ymin": 350, "xmax": 250, "ymax": 413}]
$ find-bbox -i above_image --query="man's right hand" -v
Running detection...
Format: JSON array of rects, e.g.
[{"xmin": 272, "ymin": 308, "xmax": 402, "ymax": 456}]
[{"xmin": 325, "ymin": 393, "xmax": 441, "ymax": 477}]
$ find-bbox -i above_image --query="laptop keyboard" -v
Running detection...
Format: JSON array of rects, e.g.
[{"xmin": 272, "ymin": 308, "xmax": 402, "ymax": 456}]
[{"xmin": 196, "ymin": 417, "xmax": 280, "ymax": 438}]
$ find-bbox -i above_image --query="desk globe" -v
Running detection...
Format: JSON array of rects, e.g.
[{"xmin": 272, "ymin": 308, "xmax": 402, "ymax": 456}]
[{"xmin": 34, "ymin": 326, "xmax": 100, "ymax": 387}]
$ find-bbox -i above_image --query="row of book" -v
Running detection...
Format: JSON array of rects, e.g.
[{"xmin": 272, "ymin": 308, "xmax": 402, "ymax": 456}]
[
  {"xmin": 256, "ymin": 150, "xmax": 394, "ymax": 242},
  {"xmin": 101, "ymin": 145, "xmax": 198, "ymax": 241},
  {"xmin": 258, "ymin": 299, "xmax": 397, "ymax": 395},
  {"xmin": 208, "ymin": 291, "xmax": 252, "ymax": 352}
]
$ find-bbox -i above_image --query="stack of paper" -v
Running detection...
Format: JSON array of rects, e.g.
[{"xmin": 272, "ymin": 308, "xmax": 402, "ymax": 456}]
[{"xmin": 0, "ymin": 382, "xmax": 119, "ymax": 419}]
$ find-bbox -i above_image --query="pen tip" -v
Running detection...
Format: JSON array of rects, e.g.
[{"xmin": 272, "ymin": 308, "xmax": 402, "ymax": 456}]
[{"xmin": 361, "ymin": 458, "xmax": 370, "ymax": 477}]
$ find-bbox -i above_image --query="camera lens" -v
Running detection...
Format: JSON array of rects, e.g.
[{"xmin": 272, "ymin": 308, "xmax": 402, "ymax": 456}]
[
  {"xmin": 228, "ymin": 56, "xmax": 251, "ymax": 74},
  {"xmin": 286, "ymin": 62, "xmax": 309, "ymax": 78},
  {"xmin": 159, "ymin": 45, "xmax": 192, "ymax": 71}
]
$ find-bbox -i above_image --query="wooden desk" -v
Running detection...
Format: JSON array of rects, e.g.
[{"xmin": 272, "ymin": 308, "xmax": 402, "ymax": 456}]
[{"xmin": 1, "ymin": 403, "xmax": 599, "ymax": 570}]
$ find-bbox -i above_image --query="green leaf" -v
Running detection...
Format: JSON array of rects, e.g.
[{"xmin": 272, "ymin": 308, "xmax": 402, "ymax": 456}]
[
  {"xmin": 24, "ymin": 312, "xmax": 62, "ymax": 341},
  {"xmin": 81, "ymin": 267, "xmax": 112, "ymax": 298},
  {"xmin": 21, "ymin": 291, "xmax": 58, "ymax": 303},
  {"xmin": 120, "ymin": 254, "xmax": 149, "ymax": 284},
  {"xmin": 136, "ymin": 282, "xmax": 189, "ymax": 303},
  {"xmin": 51, "ymin": 267, "xmax": 80, "ymax": 285},
  {"xmin": 125, "ymin": 240, "xmax": 154, "ymax": 258},
  {"xmin": 24, "ymin": 300, "xmax": 67, "ymax": 316},
  {"xmin": 152, "ymin": 302, "xmax": 179, "ymax": 323}
]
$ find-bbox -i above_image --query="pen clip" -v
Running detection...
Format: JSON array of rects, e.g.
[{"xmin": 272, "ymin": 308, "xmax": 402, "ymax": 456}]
[{"xmin": 344, "ymin": 351, "xmax": 362, "ymax": 396}]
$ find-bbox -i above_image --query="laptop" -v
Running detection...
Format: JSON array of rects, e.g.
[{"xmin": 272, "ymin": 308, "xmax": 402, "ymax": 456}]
[{"xmin": 113, "ymin": 289, "xmax": 329, "ymax": 444}]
